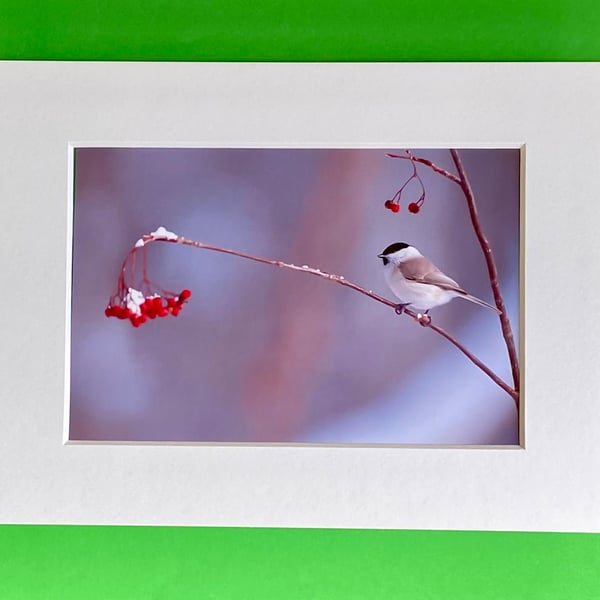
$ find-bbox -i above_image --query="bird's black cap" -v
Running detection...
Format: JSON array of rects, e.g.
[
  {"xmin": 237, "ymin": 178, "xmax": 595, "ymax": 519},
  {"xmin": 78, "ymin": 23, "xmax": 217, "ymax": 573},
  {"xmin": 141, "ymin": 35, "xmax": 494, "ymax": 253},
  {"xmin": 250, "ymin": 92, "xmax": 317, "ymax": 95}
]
[{"xmin": 379, "ymin": 242, "xmax": 410, "ymax": 256}]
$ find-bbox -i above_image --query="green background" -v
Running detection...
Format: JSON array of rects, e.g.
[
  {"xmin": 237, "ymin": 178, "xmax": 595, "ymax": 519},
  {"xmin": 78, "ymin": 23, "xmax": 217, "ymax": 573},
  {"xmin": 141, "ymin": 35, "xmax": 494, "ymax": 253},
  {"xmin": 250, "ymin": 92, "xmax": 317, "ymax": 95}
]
[
  {"xmin": 1, "ymin": 0, "xmax": 600, "ymax": 61},
  {"xmin": 1, "ymin": 527, "xmax": 599, "ymax": 599},
  {"xmin": 1, "ymin": 1, "xmax": 599, "ymax": 598}
]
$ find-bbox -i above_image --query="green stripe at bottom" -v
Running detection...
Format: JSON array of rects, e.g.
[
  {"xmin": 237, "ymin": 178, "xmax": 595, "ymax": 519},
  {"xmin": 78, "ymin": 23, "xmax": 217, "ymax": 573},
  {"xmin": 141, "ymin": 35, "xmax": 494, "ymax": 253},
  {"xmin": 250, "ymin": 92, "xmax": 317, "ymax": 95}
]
[{"xmin": 0, "ymin": 526, "xmax": 598, "ymax": 599}]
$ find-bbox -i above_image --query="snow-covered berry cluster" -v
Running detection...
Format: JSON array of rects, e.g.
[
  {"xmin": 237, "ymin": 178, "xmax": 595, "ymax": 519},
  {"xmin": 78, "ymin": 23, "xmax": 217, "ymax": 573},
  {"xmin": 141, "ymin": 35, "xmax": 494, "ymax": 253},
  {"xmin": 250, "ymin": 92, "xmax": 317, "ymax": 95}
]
[
  {"xmin": 105, "ymin": 226, "xmax": 194, "ymax": 328},
  {"xmin": 105, "ymin": 288, "xmax": 192, "ymax": 327}
]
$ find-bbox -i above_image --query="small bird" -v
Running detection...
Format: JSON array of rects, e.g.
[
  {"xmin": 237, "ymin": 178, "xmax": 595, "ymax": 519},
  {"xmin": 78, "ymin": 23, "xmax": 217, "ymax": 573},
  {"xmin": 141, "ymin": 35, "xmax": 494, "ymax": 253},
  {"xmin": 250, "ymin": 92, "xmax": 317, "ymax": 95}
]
[{"xmin": 378, "ymin": 242, "xmax": 501, "ymax": 315}]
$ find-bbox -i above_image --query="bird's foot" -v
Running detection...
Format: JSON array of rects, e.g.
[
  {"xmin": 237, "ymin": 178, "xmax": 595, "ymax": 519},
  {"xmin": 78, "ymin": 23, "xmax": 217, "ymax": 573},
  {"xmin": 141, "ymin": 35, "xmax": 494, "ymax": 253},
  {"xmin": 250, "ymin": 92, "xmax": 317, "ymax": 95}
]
[
  {"xmin": 417, "ymin": 312, "xmax": 432, "ymax": 327},
  {"xmin": 394, "ymin": 303, "xmax": 410, "ymax": 315}
]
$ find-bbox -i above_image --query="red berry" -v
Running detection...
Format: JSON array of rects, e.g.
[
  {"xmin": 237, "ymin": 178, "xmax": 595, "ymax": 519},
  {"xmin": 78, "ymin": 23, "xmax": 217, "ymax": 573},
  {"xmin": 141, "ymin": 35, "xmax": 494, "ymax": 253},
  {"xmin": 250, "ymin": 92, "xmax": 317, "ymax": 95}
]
[
  {"xmin": 144, "ymin": 300, "xmax": 157, "ymax": 318},
  {"xmin": 408, "ymin": 202, "xmax": 420, "ymax": 214},
  {"xmin": 105, "ymin": 307, "xmax": 114, "ymax": 318},
  {"xmin": 129, "ymin": 312, "xmax": 147, "ymax": 327},
  {"xmin": 390, "ymin": 203, "xmax": 400, "ymax": 213},
  {"xmin": 179, "ymin": 289, "xmax": 192, "ymax": 301},
  {"xmin": 171, "ymin": 305, "xmax": 181, "ymax": 317},
  {"xmin": 117, "ymin": 307, "xmax": 129, "ymax": 320},
  {"xmin": 384, "ymin": 199, "xmax": 393, "ymax": 209},
  {"xmin": 158, "ymin": 307, "xmax": 169, "ymax": 318}
]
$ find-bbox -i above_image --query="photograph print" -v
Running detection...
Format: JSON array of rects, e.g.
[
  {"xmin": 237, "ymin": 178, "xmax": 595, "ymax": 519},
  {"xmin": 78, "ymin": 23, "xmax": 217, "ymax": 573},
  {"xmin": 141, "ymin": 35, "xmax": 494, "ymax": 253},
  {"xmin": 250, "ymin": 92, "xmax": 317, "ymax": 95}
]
[{"xmin": 69, "ymin": 147, "xmax": 520, "ymax": 445}]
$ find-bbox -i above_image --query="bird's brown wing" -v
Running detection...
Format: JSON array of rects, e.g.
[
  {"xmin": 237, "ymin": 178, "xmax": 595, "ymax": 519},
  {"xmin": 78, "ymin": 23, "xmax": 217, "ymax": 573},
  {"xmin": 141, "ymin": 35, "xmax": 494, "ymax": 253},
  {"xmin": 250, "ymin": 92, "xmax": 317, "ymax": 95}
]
[{"xmin": 399, "ymin": 257, "xmax": 466, "ymax": 293}]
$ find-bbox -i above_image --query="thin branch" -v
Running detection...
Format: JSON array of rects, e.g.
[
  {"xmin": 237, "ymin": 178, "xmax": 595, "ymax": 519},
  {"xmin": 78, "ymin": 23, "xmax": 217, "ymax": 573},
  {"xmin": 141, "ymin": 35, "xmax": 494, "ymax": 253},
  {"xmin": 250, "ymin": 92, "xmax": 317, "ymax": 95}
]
[
  {"xmin": 387, "ymin": 152, "xmax": 461, "ymax": 185},
  {"xmin": 138, "ymin": 234, "xmax": 517, "ymax": 403},
  {"xmin": 425, "ymin": 322, "xmax": 518, "ymax": 402},
  {"xmin": 450, "ymin": 150, "xmax": 520, "ymax": 396},
  {"xmin": 387, "ymin": 148, "xmax": 520, "ymax": 407}
]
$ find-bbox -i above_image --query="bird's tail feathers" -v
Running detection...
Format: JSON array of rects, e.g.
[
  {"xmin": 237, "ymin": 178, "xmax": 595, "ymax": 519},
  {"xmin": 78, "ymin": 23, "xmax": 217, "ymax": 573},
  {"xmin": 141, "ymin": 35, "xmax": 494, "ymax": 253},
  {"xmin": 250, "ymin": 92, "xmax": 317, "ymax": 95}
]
[{"xmin": 460, "ymin": 293, "xmax": 502, "ymax": 314}]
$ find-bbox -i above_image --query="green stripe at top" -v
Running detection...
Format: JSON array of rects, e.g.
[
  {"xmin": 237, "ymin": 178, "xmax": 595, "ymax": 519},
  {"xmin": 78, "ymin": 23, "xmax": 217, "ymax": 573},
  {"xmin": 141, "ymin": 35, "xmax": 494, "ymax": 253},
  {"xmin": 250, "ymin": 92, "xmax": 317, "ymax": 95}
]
[{"xmin": 1, "ymin": 0, "xmax": 599, "ymax": 61}]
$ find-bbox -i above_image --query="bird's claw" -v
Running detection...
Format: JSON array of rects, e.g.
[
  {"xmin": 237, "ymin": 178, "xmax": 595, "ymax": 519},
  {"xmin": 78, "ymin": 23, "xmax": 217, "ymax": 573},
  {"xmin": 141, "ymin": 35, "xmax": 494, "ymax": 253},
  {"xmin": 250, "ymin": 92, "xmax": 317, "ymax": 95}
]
[
  {"xmin": 394, "ymin": 303, "xmax": 409, "ymax": 315},
  {"xmin": 417, "ymin": 313, "xmax": 432, "ymax": 327}
]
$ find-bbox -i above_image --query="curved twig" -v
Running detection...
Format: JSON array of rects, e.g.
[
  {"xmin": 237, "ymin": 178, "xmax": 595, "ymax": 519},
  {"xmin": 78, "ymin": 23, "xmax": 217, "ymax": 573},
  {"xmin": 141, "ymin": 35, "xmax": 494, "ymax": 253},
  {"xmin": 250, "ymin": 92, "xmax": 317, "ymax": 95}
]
[
  {"xmin": 137, "ymin": 234, "xmax": 518, "ymax": 404},
  {"xmin": 386, "ymin": 152, "xmax": 461, "ymax": 185}
]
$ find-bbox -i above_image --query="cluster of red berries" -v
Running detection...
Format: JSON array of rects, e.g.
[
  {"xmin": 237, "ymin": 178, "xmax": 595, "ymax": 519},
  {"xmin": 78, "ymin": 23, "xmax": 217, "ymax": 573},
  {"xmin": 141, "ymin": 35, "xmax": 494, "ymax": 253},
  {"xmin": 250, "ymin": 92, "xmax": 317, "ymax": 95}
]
[
  {"xmin": 384, "ymin": 150, "xmax": 427, "ymax": 214},
  {"xmin": 384, "ymin": 199, "xmax": 400, "ymax": 213},
  {"xmin": 105, "ymin": 289, "xmax": 192, "ymax": 328},
  {"xmin": 384, "ymin": 200, "xmax": 422, "ymax": 214}
]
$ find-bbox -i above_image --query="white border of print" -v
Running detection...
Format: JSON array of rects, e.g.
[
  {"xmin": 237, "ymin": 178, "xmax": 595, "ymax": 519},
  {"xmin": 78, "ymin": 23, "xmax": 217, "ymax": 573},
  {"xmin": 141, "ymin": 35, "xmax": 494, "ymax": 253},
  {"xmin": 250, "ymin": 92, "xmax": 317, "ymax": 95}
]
[{"xmin": 0, "ymin": 62, "xmax": 598, "ymax": 531}]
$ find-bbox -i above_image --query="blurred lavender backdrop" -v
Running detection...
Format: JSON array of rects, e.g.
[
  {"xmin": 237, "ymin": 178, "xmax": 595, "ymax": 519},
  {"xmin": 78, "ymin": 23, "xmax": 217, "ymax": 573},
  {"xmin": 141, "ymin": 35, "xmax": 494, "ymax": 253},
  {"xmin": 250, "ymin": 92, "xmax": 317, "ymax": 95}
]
[{"xmin": 70, "ymin": 148, "xmax": 520, "ymax": 444}]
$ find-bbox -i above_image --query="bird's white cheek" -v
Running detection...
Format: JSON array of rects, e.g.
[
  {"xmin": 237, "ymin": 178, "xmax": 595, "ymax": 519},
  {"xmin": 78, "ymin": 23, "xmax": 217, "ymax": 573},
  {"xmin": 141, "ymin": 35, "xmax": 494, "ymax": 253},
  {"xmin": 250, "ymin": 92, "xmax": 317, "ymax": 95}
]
[{"xmin": 383, "ymin": 265, "xmax": 399, "ymax": 292}]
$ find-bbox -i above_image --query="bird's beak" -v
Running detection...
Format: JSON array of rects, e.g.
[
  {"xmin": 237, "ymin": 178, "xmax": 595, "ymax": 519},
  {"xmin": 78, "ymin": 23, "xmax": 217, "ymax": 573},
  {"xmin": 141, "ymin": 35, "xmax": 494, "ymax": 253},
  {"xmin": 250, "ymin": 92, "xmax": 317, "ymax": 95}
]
[{"xmin": 377, "ymin": 253, "xmax": 385, "ymax": 259}]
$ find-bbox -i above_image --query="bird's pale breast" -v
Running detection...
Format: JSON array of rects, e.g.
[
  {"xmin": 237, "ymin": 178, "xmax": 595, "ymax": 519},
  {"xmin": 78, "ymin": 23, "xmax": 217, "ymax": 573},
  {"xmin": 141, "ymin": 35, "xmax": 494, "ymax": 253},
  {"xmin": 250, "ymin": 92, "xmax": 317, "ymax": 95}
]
[{"xmin": 385, "ymin": 266, "xmax": 456, "ymax": 310}]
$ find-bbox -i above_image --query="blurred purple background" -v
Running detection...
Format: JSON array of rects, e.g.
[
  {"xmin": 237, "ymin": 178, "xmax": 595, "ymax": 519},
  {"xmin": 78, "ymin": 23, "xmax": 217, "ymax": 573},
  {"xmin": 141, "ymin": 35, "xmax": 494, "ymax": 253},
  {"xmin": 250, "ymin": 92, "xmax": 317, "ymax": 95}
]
[{"xmin": 70, "ymin": 148, "xmax": 520, "ymax": 444}]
